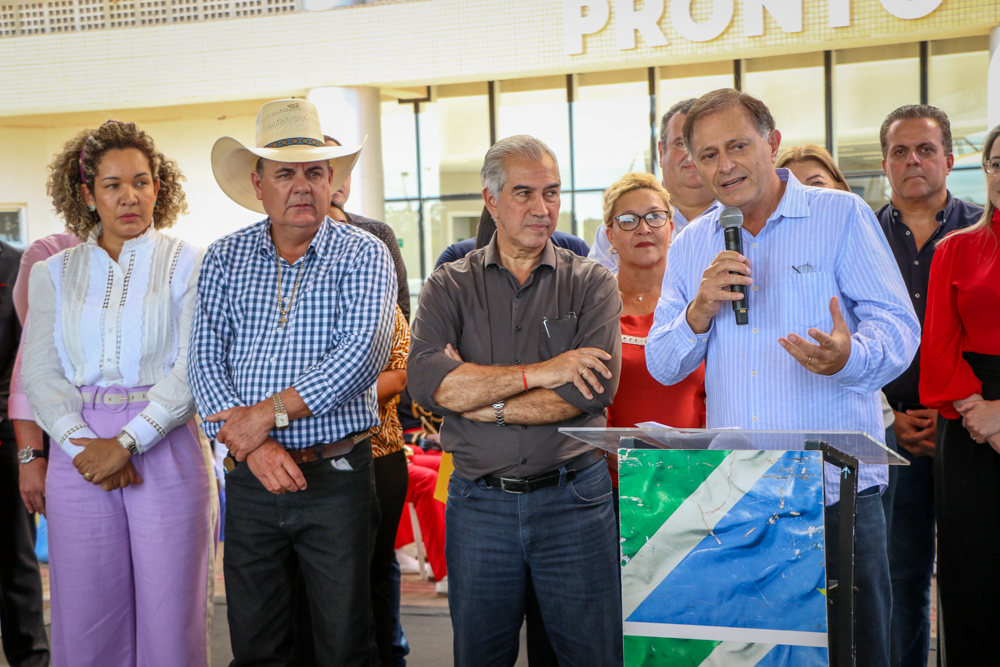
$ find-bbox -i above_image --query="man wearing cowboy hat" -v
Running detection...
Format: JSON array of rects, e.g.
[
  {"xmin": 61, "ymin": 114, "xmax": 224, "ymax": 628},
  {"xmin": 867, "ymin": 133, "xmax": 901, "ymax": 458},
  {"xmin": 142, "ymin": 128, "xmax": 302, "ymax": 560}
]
[{"xmin": 189, "ymin": 99, "xmax": 397, "ymax": 666}]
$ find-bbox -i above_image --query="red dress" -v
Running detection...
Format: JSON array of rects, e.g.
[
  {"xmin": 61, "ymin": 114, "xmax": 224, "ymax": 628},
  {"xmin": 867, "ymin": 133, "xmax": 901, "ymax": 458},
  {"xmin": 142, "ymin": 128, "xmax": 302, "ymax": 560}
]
[
  {"xmin": 606, "ymin": 313, "xmax": 707, "ymax": 485},
  {"xmin": 919, "ymin": 217, "xmax": 1000, "ymax": 419}
]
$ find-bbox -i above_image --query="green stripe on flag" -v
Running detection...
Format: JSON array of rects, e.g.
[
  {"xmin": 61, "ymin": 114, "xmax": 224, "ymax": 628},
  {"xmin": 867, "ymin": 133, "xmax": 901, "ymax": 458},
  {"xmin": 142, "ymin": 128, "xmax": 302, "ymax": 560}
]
[
  {"xmin": 624, "ymin": 636, "xmax": 721, "ymax": 667},
  {"xmin": 619, "ymin": 449, "xmax": 730, "ymax": 563}
]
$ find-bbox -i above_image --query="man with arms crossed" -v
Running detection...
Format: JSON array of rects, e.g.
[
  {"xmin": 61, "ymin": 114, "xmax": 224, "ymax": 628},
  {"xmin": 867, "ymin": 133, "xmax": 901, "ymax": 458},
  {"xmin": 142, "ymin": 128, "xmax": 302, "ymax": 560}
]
[
  {"xmin": 876, "ymin": 104, "xmax": 981, "ymax": 667},
  {"xmin": 590, "ymin": 98, "xmax": 718, "ymax": 269},
  {"xmin": 409, "ymin": 135, "xmax": 623, "ymax": 666},
  {"xmin": 189, "ymin": 99, "xmax": 396, "ymax": 666},
  {"xmin": 646, "ymin": 89, "xmax": 920, "ymax": 667}
]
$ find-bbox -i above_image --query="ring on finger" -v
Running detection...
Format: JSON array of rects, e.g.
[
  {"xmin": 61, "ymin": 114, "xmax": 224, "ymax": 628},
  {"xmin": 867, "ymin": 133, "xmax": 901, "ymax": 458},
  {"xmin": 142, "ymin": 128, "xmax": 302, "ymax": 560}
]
[
  {"xmin": 580, "ymin": 369, "xmax": 588, "ymax": 376},
  {"xmin": 84, "ymin": 472, "xmax": 94, "ymax": 480},
  {"xmin": 806, "ymin": 357, "xmax": 812, "ymax": 366}
]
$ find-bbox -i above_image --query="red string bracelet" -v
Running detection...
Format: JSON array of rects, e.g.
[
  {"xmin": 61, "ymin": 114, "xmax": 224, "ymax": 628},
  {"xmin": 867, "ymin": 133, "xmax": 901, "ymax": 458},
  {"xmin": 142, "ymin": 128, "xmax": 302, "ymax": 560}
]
[{"xmin": 521, "ymin": 364, "xmax": 528, "ymax": 391}]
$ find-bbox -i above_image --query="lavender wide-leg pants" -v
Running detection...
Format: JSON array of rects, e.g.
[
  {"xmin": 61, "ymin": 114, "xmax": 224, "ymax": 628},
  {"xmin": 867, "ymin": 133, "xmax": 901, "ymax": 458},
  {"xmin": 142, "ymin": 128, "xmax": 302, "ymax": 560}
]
[{"xmin": 46, "ymin": 387, "xmax": 218, "ymax": 667}]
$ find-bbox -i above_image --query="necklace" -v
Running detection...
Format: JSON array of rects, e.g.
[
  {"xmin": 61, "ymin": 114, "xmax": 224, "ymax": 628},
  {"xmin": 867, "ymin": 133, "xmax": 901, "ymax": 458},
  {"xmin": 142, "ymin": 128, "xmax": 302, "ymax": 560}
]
[
  {"xmin": 621, "ymin": 289, "xmax": 660, "ymax": 302},
  {"xmin": 275, "ymin": 241, "xmax": 307, "ymax": 328}
]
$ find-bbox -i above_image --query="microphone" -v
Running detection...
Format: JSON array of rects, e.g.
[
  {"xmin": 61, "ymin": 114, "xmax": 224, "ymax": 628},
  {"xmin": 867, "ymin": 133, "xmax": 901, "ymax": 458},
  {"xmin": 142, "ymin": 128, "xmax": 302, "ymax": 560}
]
[{"xmin": 719, "ymin": 207, "xmax": 749, "ymax": 326}]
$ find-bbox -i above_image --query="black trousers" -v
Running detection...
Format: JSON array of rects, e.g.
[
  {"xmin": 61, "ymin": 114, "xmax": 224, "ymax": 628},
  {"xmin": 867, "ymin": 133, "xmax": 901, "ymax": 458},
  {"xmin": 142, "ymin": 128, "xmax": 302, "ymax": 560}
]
[
  {"xmin": 0, "ymin": 419, "xmax": 49, "ymax": 667},
  {"xmin": 370, "ymin": 450, "xmax": 408, "ymax": 667},
  {"xmin": 225, "ymin": 442, "xmax": 379, "ymax": 667},
  {"xmin": 935, "ymin": 352, "xmax": 1000, "ymax": 665}
]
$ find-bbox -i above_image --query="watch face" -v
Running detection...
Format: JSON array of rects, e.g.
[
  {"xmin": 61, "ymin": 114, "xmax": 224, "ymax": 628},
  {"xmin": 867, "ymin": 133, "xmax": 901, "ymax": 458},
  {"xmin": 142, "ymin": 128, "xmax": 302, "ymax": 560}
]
[
  {"xmin": 275, "ymin": 413, "xmax": 290, "ymax": 429},
  {"xmin": 18, "ymin": 447, "xmax": 36, "ymax": 464}
]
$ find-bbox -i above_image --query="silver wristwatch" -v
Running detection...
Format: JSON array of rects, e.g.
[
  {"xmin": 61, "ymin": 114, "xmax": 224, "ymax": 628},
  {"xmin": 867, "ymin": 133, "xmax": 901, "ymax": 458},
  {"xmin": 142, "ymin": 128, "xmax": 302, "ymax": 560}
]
[
  {"xmin": 116, "ymin": 431, "xmax": 139, "ymax": 456},
  {"xmin": 18, "ymin": 447, "xmax": 47, "ymax": 464},
  {"xmin": 492, "ymin": 400, "xmax": 506, "ymax": 427}
]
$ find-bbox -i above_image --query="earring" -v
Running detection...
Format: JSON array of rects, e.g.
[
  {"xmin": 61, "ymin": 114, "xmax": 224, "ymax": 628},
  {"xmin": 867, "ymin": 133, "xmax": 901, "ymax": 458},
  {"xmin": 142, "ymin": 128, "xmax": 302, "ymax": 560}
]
[
  {"xmin": 610, "ymin": 247, "xmax": 618, "ymax": 255},
  {"xmin": 87, "ymin": 205, "xmax": 95, "ymax": 212},
  {"xmin": 154, "ymin": 201, "xmax": 158, "ymax": 208}
]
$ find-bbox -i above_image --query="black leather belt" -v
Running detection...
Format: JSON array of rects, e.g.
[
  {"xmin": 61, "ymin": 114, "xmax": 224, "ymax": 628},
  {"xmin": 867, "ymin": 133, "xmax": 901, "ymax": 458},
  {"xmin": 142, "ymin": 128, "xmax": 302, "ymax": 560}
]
[{"xmin": 481, "ymin": 450, "xmax": 606, "ymax": 494}]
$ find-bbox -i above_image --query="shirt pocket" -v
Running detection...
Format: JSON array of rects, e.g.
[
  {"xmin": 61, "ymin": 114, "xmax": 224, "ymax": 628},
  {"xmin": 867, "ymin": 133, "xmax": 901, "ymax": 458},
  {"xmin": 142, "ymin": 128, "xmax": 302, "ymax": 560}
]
[
  {"xmin": 541, "ymin": 316, "xmax": 578, "ymax": 358},
  {"xmin": 783, "ymin": 271, "xmax": 839, "ymax": 337}
]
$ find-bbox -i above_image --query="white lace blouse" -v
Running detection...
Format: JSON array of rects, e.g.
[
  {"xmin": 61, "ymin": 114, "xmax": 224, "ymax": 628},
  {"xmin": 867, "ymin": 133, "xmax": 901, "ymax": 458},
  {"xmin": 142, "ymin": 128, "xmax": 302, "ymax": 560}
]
[{"xmin": 22, "ymin": 225, "xmax": 203, "ymax": 457}]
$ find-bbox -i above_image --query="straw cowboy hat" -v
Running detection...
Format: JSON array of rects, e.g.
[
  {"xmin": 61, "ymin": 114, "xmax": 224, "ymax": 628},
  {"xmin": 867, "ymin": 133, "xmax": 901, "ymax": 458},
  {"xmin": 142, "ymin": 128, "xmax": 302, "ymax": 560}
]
[{"xmin": 212, "ymin": 98, "xmax": 364, "ymax": 214}]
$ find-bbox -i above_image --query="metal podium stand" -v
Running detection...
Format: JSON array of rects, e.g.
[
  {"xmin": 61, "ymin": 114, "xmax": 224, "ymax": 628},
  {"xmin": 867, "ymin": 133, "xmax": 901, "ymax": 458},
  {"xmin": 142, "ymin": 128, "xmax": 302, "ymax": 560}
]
[{"xmin": 559, "ymin": 428, "xmax": 907, "ymax": 667}]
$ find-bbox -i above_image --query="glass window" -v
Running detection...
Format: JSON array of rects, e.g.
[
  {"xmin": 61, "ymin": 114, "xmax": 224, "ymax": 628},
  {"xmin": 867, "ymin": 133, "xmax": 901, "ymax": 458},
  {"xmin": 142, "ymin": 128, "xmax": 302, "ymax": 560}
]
[
  {"xmin": 498, "ymin": 76, "xmax": 573, "ymax": 190},
  {"xmin": 422, "ymin": 198, "xmax": 487, "ymax": 272},
  {"xmin": 0, "ymin": 206, "xmax": 26, "ymax": 246},
  {"xmin": 845, "ymin": 174, "xmax": 890, "ymax": 211},
  {"xmin": 575, "ymin": 191, "xmax": 607, "ymax": 256},
  {"xmin": 418, "ymin": 83, "xmax": 492, "ymax": 198},
  {"xmin": 947, "ymin": 167, "xmax": 987, "ymax": 208},
  {"xmin": 930, "ymin": 36, "xmax": 990, "ymax": 168},
  {"xmin": 574, "ymin": 69, "xmax": 652, "ymax": 190},
  {"xmin": 657, "ymin": 61, "xmax": 732, "ymax": 134},
  {"xmin": 745, "ymin": 54, "xmax": 825, "ymax": 151},
  {"xmin": 384, "ymin": 201, "xmax": 423, "ymax": 310},
  {"xmin": 381, "ymin": 100, "xmax": 418, "ymax": 201},
  {"xmin": 835, "ymin": 44, "xmax": 920, "ymax": 173}
]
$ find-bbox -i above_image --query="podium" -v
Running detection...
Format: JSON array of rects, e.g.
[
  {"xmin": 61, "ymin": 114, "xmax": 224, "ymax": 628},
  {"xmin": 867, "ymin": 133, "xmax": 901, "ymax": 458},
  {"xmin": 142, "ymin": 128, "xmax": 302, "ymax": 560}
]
[{"xmin": 559, "ymin": 428, "xmax": 906, "ymax": 667}]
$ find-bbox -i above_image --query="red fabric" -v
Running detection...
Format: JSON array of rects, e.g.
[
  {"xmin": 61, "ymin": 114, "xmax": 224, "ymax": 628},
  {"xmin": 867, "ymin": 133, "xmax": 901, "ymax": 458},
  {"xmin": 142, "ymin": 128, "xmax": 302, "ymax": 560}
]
[
  {"xmin": 920, "ymin": 215, "xmax": 1000, "ymax": 419},
  {"xmin": 395, "ymin": 462, "xmax": 447, "ymax": 580},
  {"xmin": 609, "ymin": 313, "xmax": 707, "ymax": 429},
  {"xmin": 606, "ymin": 312, "xmax": 707, "ymax": 485}
]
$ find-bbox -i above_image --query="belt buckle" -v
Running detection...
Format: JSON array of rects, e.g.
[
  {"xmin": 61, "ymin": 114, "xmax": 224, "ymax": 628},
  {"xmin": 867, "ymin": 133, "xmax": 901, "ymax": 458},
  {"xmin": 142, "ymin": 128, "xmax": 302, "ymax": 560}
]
[
  {"xmin": 499, "ymin": 477, "xmax": 526, "ymax": 494},
  {"xmin": 102, "ymin": 385, "xmax": 129, "ymax": 413}
]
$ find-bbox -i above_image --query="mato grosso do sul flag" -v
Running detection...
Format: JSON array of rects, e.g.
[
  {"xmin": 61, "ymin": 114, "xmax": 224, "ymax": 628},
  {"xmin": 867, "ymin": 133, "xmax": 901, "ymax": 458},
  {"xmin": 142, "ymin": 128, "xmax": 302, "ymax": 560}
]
[{"xmin": 619, "ymin": 449, "xmax": 829, "ymax": 666}]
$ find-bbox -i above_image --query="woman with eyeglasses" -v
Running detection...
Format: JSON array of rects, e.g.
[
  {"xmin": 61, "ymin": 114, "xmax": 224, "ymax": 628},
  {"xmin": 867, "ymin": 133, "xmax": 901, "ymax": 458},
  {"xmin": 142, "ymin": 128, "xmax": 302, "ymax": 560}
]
[
  {"xmin": 602, "ymin": 173, "xmax": 706, "ymax": 487},
  {"xmin": 918, "ymin": 125, "xmax": 1000, "ymax": 663}
]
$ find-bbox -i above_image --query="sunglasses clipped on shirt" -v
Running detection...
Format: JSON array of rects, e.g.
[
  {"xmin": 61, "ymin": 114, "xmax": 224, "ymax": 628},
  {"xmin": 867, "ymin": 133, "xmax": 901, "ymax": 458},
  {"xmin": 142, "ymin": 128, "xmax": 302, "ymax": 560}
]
[{"xmin": 613, "ymin": 210, "xmax": 671, "ymax": 231}]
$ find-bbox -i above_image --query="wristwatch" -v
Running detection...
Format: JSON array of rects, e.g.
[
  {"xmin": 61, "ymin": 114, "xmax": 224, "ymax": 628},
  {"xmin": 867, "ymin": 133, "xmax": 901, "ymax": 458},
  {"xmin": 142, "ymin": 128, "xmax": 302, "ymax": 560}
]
[
  {"xmin": 272, "ymin": 393, "xmax": 289, "ymax": 430},
  {"xmin": 116, "ymin": 431, "xmax": 139, "ymax": 456},
  {"xmin": 17, "ymin": 447, "xmax": 47, "ymax": 464},
  {"xmin": 492, "ymin": 400, "xmax": 506, "ymax": 427}
]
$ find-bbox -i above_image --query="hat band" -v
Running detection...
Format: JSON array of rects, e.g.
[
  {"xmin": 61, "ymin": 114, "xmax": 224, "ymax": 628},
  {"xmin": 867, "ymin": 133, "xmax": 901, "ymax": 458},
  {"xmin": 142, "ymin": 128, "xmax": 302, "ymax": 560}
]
[{"xmin": 264, "ymin": 137, "xmax": 325, "ymax": 148}]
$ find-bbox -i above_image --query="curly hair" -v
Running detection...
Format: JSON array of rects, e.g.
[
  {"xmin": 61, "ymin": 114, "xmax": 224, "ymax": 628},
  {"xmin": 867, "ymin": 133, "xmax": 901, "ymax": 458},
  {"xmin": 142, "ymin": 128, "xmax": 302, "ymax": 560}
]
[{"xmin": 47, "ymin": 121, "xmax": 188, "ymax": 238}]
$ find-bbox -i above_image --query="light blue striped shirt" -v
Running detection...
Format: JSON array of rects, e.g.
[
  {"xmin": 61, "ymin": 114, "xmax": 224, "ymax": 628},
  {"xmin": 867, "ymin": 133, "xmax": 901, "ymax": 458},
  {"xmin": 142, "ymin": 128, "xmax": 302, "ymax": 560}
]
[{"xmin": 646, "ymin": 170, "xmax": 920, "ymax": 504}]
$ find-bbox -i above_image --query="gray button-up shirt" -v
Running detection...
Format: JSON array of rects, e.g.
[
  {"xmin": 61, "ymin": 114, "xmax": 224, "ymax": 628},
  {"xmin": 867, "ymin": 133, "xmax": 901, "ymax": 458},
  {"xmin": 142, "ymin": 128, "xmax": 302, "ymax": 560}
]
[{"xmin": 408, "ymin": 236, "xmax": 622, "ymax": 481}]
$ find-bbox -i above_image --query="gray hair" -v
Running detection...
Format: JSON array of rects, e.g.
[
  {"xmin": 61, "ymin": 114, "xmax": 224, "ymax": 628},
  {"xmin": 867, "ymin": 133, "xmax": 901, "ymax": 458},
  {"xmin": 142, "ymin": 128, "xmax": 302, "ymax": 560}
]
[
  {"xmin": 481, "ymin": 135, "xmax": 560, "ymax": 199},
  {"xmin": 659, "ymin": 98, "xmax": 697, "ymax": 147}
]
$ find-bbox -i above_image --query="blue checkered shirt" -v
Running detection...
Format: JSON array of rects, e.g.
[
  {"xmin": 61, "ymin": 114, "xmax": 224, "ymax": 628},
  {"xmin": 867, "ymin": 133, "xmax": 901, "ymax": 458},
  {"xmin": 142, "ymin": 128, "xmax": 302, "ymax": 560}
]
[{"xmin": 189, "ymin": 217, "xmax": 397, "ymax": 449}]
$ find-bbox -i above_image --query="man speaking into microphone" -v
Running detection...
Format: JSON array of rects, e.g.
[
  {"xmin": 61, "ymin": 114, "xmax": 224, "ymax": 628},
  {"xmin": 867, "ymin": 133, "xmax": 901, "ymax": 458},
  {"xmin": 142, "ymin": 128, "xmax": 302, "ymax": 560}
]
[{"xmin": 645, "ymin": 89, "xmax": 919, "ymax": 667}]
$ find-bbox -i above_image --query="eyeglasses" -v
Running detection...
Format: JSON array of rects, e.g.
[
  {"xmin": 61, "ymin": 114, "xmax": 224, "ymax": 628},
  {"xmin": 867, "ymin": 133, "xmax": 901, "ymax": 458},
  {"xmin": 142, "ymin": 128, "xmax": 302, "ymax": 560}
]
[
  {"xmin": 983, "ymin": 158, "xmax": 1000, "ymax": 176},
  {"xmin": 613, "ymin": 210, "xmax": 670, "ymax": 231}
]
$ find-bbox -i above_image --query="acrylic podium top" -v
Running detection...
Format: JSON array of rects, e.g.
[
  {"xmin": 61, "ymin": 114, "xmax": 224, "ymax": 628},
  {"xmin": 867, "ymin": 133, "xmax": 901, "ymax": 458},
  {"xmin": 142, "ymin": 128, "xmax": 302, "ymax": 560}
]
[{"xmin": 558, "ymin": 427, "xmax": 907, "ymax": 465}]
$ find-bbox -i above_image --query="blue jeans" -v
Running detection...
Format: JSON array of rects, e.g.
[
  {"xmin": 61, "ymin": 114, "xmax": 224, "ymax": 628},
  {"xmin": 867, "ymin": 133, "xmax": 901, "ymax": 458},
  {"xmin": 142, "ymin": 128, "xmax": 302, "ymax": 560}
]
[
  {"xmin": 886, "ymin": 446, "xmax": 935, "ymax": 667},
  {"xmin": 826, "ymin": 486, "xmax": 891, "ymax": 667},
  {"xmin": 445, "ymin": 460, "xmax": 622, "ymax": 667}
]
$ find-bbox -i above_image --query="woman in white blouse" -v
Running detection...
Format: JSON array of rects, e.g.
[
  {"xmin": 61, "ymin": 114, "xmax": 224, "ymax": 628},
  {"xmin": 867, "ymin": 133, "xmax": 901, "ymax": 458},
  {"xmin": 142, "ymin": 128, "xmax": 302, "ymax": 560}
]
[{"xmin": 22, "ymin": 121, "xmax": 216, "ymax": 667}]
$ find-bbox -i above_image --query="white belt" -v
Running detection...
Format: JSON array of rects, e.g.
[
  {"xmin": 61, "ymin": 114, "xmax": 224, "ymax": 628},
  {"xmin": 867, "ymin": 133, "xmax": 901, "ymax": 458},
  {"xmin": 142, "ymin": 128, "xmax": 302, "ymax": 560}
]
[{"xmin": 80, "ymin": 390, "xmax": 149, "ymax": 405}]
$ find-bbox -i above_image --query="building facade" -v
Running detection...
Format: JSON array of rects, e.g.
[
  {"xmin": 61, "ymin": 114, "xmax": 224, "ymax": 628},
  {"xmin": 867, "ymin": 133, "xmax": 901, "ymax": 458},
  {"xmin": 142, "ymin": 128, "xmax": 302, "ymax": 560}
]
[{"xmin": 1, "ymin": 0, "xmax": 997, "ymax": 313}]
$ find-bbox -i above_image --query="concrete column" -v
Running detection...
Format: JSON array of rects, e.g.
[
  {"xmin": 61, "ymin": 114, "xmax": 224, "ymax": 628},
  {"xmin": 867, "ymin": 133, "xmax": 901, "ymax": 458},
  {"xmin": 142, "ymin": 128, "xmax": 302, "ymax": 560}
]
[
  {"xmin": 990, "ymin": 26, "xmax": 1000, "ymax": 129},
  {"xmin": 308, "ymin": 86, "xmax": 385, "ymax": 222}
]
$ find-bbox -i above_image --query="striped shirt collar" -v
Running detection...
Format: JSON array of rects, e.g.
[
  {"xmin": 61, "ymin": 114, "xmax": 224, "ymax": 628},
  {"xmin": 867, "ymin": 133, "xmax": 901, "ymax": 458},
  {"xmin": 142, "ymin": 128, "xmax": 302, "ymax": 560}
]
[{"xmin": 710, "ymin": 168, "xmax": 811, "ymax": 232}]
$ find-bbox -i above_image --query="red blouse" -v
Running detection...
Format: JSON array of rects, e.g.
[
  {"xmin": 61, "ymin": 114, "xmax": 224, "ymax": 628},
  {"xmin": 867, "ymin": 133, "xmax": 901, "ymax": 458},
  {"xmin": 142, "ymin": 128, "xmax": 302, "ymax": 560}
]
[
  {"xmin": 919, "ymin": 214, "xmax": 1000, "ymax": 420},
  {"xmin": 608, "ymin": 312, "xmax": 706, "ymax": 430}
]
